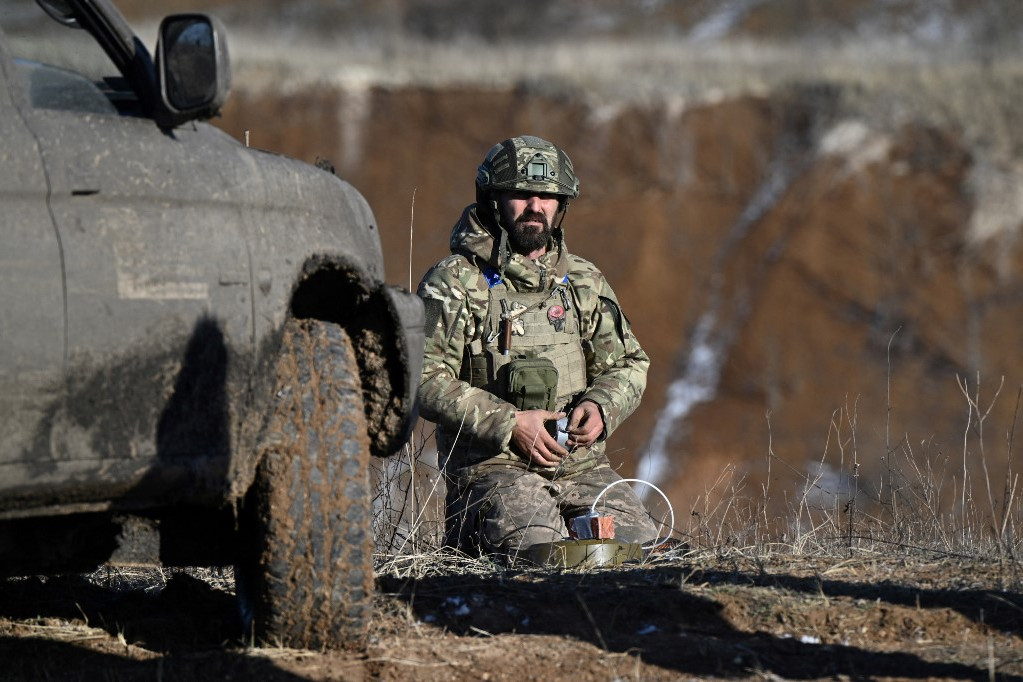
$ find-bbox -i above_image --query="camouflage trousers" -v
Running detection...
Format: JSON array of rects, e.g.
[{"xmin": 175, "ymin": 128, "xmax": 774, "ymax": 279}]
[{"xmin": 444, "ymin": 462, "xmax": 660, "ymax": 562}]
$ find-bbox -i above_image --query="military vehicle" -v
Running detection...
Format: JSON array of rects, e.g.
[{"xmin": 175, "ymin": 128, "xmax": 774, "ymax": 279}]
[{"xmin": 0, "ymin": 0, "xmax": 423, "ymax": 649}]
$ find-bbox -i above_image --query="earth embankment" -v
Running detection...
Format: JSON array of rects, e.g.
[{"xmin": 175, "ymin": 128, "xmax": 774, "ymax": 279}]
[{"xmin": 215, "ymin": 77, "xmax": 1022, "ymax": 521}]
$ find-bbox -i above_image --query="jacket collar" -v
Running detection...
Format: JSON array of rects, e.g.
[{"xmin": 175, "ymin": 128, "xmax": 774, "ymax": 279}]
[{"xmin": 450, "ymin": 204, "xmax": 569, "ymax": 292}]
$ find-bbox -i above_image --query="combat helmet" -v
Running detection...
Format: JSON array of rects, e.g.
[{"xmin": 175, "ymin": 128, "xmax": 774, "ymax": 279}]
[
  {"xmin": 476, "ymin": 135, "xmax": 580, "ymax": 203},
  {"xmin": 473, "ymin": 136, "xmax": 580, "ymax": 269}
]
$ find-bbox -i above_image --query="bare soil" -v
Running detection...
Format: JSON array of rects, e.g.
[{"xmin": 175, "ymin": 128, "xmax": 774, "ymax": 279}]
[{"xmin": 2, "ymin": 553, "xmax": 1021, "ymax": 681}]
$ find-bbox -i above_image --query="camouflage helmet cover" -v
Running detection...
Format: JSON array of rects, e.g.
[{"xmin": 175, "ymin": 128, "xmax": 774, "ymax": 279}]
[{"xmin": 476, "ymin": 135, "xmax": 580, "ymax": 200}]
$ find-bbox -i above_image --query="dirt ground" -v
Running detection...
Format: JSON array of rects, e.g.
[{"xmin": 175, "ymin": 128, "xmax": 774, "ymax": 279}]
[{"xmin": 2, "ymin": 551, "xmax": 1021, "ymax": 681}]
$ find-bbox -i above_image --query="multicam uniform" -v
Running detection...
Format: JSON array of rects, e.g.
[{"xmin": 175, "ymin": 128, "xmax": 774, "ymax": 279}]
[{"xmin": 417, "ymin": 204, "xmax": 659, "ymax": 559}]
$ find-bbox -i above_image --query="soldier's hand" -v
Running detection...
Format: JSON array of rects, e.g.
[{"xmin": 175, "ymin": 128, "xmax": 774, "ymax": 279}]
[
  {"xmin": 511, "ymin": 409, "xmax": 568, "ymax": 467},
  {"xmin": 566, "ymin": 400, "xmax": 604, "ymax": 447}
]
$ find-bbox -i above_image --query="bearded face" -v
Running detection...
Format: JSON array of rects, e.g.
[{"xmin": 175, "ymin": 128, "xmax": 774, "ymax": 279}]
[
  {"xmin": 498, "ymin": 191, "xmax": 561, "ymax": 256},
  {"xmin": 509, "ymin": 208, "xmax": 552, "ymax": 253}
]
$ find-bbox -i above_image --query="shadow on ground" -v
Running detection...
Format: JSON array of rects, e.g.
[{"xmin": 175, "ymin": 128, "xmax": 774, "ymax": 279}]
[
  {"xmin": 379, "ymin": 564, "xmax": 1017, "ymax": 680},
  {"xmin": 0, "ymin": 573, "xmax": 307, "ymax": 682},
  {"xmin": 693, "ymin": 565, "xmax": 1023, "ymax": 638}
]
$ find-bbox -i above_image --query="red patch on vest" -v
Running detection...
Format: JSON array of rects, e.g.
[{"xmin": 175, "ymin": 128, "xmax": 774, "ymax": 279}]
[{"xmin": 547, "ymin": 305, "xmax": 566, "ymax": 323}]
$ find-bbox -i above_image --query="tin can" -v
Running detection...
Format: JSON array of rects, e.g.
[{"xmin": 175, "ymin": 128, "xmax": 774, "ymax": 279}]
[{"xmin": 568, "ymin": 512, "xmax": 615, "ymax": 540}]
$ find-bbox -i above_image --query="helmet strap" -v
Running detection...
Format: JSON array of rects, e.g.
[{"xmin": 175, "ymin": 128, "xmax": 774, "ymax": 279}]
[
  {"xmin": 488, "ymin": 195, "xmax": 513, "ymax": 276},
  {"xmin": 556, "ymin": 200, "xmax": 570, "ymax": 230}
]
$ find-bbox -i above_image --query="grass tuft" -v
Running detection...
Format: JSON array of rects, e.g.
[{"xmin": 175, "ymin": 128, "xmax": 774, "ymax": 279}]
[{"xmin": 372, "ymin": 373, "xmax": 1023, "ymax": 571}]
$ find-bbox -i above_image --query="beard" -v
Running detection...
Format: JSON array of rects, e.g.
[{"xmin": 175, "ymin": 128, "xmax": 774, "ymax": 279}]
[{"xmin": 507, "ymin": 210, "xmax": 553, "ymax": 254}]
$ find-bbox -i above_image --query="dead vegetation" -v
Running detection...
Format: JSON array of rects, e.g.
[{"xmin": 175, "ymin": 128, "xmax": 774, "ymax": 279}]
[
  {"xmin": 342, "ymin": 372, "xmax": 1023, "ymax": 679},
  {"xmin": 373, "ymin": 367, "xmax": 1023, "ymax": 568},
  {"xmin": 2, "ymin": 431, "xmax": 1021, "ymax": 681},
  {"xmin": 3, "ymin": 551, "xmax": 1020, "ymax": 680}
]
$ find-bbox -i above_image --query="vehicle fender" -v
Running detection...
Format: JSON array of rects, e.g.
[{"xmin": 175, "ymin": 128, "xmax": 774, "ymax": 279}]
[
  {"xmin": 235, "ymin": 254, "xmax": 423, "ymax": 498},
  {"xmin": 359, "ymin": 283, "xmax": 424, "ymax": 456},
  {"xmin": 284, "ymin": 256, "xmax": 423, "ymax": 457}
]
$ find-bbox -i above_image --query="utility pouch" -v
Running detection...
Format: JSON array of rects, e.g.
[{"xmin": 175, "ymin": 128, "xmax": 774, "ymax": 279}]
[
  {"xmin": 464, "ymin": 354, "xmax": 490, "ymax": 388},
  {"xmin": 505, "ymin": 357, "xmax": 559, "ymax": 411}
]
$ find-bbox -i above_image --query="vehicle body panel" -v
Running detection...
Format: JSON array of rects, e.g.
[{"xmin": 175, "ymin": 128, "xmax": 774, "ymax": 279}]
[
  {"xmin": 0, "ymin": 0, "xmax": 422, "ymax": 539},
  {"xmin": 0, "ymin": 38, "xmax": 67, "ymax": 486}
]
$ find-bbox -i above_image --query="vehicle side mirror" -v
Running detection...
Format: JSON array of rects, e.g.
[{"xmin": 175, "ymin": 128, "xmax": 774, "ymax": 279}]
[{"xmin": 155, "ymin": 14, "xmax": 230, "ymax": 128}]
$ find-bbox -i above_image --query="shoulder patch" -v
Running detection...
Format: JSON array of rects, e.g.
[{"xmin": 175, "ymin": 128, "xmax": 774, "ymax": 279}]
[{"xmin": 423, "ymin": 298, "xmax": 444, "ymax": 336}]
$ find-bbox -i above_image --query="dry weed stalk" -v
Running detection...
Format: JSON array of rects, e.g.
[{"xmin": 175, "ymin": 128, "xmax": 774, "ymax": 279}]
[
  {"xmin": 371, "ymin": 421, "xmax": 446, "ymax": 559},
  {"xmin": 659, "ymin": 371, "xmax": 1023, "ymax": 564},
  {"xmin": 372, "ymin": 366, "xmax": 1022, "ymax": 571},
  {"xmin": 956, "ymin": 373, "xmax": 1005, "ymax": 547}
]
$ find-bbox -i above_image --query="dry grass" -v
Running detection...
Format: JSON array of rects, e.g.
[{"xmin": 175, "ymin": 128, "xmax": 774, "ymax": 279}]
[
  {"xmin": 74, "ymin": 565, "xmax": 236, "ymax": 595},
  {"xmin": 673, "ymin": 374, "xmax": 1021, "ymax": 564},
  {"xmin": 371, "ymin": 372, "xmax": 1023, "ymax": 578}
]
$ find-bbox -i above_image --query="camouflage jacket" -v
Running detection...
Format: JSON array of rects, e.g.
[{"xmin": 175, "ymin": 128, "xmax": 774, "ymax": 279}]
[{"xmin": 417, "ymin": 205, "xmax": 649, "ymax": 476}]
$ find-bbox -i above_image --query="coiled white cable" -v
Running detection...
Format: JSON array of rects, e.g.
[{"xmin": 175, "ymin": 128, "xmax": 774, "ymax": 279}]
[{"xmin": 590, "ymin": 478, "xmax": 675, "ymax": 550}]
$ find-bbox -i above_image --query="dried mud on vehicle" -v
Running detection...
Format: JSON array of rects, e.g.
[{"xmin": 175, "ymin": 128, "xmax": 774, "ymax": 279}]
[{"xmin": 1, "ymin": 554, "xmax": 1021, "ymax": 681}]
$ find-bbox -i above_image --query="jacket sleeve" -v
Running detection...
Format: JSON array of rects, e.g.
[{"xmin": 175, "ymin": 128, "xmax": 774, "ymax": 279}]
[
  {"xmin": 576, "ymin": 273, "xmax": 650, "ymax": 440},
  {"xmin": 416, "ymin": 258, "xmax": 517, "ymax": 452}
]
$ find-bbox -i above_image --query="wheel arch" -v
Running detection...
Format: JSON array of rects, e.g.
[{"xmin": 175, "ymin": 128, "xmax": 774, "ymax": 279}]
[{"xmin": 287, "ymin": 255, "xmax": 422, "ymax": 459}]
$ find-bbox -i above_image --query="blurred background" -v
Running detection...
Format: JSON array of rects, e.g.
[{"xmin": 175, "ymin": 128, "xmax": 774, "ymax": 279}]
[{"xmin": 11, "ymin": 0, "xmax": 1023, "ymax": 540}]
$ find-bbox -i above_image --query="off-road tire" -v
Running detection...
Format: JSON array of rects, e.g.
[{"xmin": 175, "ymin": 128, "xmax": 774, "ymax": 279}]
[{"xmin": 238, "ymin": 318, "xmax": 372, "ymax": 649}]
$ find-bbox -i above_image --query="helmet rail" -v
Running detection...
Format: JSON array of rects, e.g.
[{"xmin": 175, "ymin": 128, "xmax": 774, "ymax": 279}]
[{"xmin": 476, "ymin": 135, "xmax": 580, "ymax": 200}]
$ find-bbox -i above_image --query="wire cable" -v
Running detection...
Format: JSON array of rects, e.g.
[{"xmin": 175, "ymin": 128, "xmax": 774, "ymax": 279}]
[{"xmin": 590, "ymin": 478, "xmax": 675, "ymax": 550}]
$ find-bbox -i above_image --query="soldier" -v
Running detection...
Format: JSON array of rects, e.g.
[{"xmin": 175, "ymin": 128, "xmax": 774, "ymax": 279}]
[{"xmin": 417, "ymin": 135, "xmax": 659, "ymax": 562}]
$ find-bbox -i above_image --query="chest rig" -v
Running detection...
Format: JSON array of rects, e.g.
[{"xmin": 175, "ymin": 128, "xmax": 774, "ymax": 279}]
[{"xmin": 461, "ymin": 266, "xmax": 588, "ymax": 412}]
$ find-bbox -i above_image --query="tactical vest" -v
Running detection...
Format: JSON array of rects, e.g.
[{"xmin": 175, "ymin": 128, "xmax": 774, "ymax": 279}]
[{"xmin": 460, "ymin": 267, "xmax": 588, "ymax": 413}]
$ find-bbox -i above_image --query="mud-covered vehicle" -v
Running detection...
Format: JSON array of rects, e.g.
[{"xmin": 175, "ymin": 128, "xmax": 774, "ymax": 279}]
[{"xmin": 0, "ymin": 0, "xmax": 423, "ymax": 649}]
